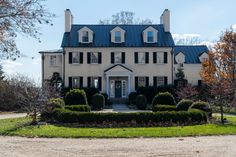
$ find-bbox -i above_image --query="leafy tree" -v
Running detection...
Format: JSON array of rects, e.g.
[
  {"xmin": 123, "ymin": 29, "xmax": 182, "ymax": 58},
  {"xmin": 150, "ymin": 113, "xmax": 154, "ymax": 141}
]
[
  {"xmin": 200, "ymin": 28, "xmax": 236, "ymax": 124},
  {"xmin": 0, "ymin": 0, "xmax": 54, "ymax": 60},
  {"xmin": 175, "ymin": 67, "xmax": 185, "ymax": 79},
  {"xmin": 99, "ymin": 11, "xmax": 152, "ymax": 24}
]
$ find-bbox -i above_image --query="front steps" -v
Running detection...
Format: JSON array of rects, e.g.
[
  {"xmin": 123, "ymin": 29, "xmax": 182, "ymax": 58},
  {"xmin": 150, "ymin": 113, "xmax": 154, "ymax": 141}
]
[{"xmin": 110, "ymin": 98, "xmax": 128, "ymax": 104}]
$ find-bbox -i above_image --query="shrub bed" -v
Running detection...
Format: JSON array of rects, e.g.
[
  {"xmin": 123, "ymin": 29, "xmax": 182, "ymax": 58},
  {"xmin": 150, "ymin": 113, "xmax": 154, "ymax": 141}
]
[
  {"xmin": 91, "ymin": 94, "xmax": 105, "ymax": 110},
  {"xmin": 153, "ymin": 105, "xmax": 178, "ymax": 112},
  {"xmin": 65, "ymin": 105, "xmax": 91, "ymax": 112},
  {"xmin": 52, "ymin": 108, "xmax": 207, "ymax": 126},
  {"xmin": 176, "ymin": 99, "xmax": 193, "ymax": 111},
  {"xmin": 190, "ymin": 101, "xmax": 212, "ymax": 117},
  {"xmin": 152, "ymin": 92, "xmax": 176, "ymax": 107},
  {"xmin": 64, "ymin": 89, "xmax": 88, "ymax": 105},
  {"xmin": 135, "ymin": 94, "xmax": 147, "ymax": 110}
]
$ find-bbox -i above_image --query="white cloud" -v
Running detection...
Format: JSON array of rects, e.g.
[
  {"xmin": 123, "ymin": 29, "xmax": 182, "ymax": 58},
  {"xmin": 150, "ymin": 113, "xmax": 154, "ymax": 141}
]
[
  {"xmin": 1, "ymin": 60, "xmax": 23, "ymax": 74},
  {"xmin": 173, "ymin": 33, "xmax": 202, "ymax": 45},
  {"xmin": 232, "ymin": 24, "xmax": 236, "ymax": 30},
  {"xmin": 172, "ymin": 33, "xmax": 201, "ymax": 38},
  {"xmin": 32, "ymin": 58, "xmax": 41, "ymax": 65}
]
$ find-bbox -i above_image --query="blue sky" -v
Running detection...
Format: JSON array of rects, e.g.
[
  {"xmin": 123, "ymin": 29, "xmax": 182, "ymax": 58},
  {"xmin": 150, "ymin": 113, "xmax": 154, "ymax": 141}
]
[{"xmin": 2, "ymin": 0, "xmax": 236, "ymax": 82}]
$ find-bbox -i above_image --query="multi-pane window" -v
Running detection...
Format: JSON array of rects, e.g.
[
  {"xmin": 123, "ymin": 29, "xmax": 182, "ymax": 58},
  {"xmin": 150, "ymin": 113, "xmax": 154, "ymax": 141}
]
[
  {"xmin": 122, "ymin": 80, "xmax": 126, "ymax": 97},
  {"xmin": 115, "ymin": 31, "xmax": 121, "ymax": 42},
  {"xmin": 90, "ymin": 77, "xmax": 99, "ymax": 88},
  {"xmin": 138, "ymin": 77, "xmax": 146, "ymax": 87},
  {"xmin": 156, "ymin": 52, "xmax": 164, "ymax": 63},
  {"xmin": 91, "ymin": 52, "xmax": 98, "ymax": 64},
  {"xmin": 49, "ymin": 56, "xmax": 57, "ymax": 66},
  {"xmin": 82, "ymin": 31, "xmax": 89, "ymax": 42},
  {"xmin": 72, "ymin": 52, "xmax": 80, "ymax": 63},
  {"xmin": 156, "ymin": 76, "xmax": 164, "ymax": 86},
  {"xmin": 72, "ymin": 77, "xmax": 80, "ymax": 88},
  {"xmin": 114, "ymin": 52, "xmax": 122, "ymax": 63},
  {"xmin": 138, "ymin": 52, "xmax": 145, "ymax": 64},
  {"xmin": 147, "ymin": 31, "xmax": 154, "ymax": 42}
]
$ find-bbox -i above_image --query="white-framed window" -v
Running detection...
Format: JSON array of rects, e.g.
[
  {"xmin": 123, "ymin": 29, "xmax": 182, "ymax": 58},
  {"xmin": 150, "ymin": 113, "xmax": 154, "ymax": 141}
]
[
  {"xmin": 91, "ymin": 52, "xmax": 98, "ymax": 64},
  {"xmin": 147, "ymin": 31, "xmax": 154, "ymax": 43},
  {"xmin": 122, "ymin": 80, "xmax": 126, "ymax": 98},
  {"xmin": 114, "ymin": 52, "xmax": 122, "ymax": 64},
  {"xmin": 138, "ymin": 77, "xmax": 146, "ymax": 87},
  {"xmin": 72, "ymin": 77, "xmax": 80, "ymax": 88},
  {"xmin": 156, "ymin": 52, "xmax": 164, "ymax": 63},
  {"xmin": 156, "ymin": 76, "xmax": 165, "ymax": 86},
  {"xmin": 82, "ymin": 31, "xmax": 89, "ymax": 42},
  {"xmin": 90, "ymin": 77, "xmax": 99, "ymax": 88},
  {"xmin": 49, "ymin": 56, "xmax": 57, "ymax": 66},
  {"xmin": 138, "ymin": 52, "xmax": 146, "ymax": 64},
  {"xmin": 115, "ymin": 31, "xmax": 121, "ymax": 43},
  {"xmin": 72, "ymin": 52, "xmax": 80, "ymax": 64}
]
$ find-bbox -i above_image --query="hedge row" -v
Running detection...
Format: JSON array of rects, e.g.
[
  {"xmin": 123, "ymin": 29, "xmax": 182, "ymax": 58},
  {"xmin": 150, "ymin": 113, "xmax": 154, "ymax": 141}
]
[
  {"xmin": 65, "ymin": 105, "xmax": 91, "ymax": 112},
  {"xmin": 153, "ymin": 105, "xmax": 178, "ymax": 112},
  {"xmin": 53, "ymin": 108, "xmax": 207, "ymax": 125}
]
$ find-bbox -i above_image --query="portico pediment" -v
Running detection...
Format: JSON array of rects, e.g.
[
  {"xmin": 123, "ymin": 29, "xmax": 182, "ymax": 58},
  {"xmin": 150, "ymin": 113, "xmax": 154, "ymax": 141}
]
[{"xmin": 104, "ymin": 64, "xmax": 132, "ymax": 76}]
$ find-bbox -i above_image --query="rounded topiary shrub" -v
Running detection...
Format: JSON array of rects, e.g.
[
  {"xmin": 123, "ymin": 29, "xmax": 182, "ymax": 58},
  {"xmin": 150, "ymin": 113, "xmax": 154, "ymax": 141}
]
[
  {"xmin": 153, "ymin": 105, "xmax": 177, "ymax": 112},
  {"xmin": 176, "ymin": 99, "xmax": 193, "ymax": 111},
  {"xmin": 152, "ymin": 92, "xmax": 176, "ymax": 107},
  {"xmin": 190, "ymin": 101, "xmax": 212, "ymax": 113},
  {"xmin": 129, "ymin": 92, "xmax": 138, "ymax": 105},
  {"xmin": 64, "ymin": 89, "xmax": 88, "ymax": 105},
  {"xmin": 91, "ymin": 94, "xmax": 105, "ymax": 110},
  {"xmin": 135, "ymin": 94, "xmax": 147, "ymax": 110},
  {"xmin": 46, "ymin": 98, "xmax": 65, "ymax": 113}
]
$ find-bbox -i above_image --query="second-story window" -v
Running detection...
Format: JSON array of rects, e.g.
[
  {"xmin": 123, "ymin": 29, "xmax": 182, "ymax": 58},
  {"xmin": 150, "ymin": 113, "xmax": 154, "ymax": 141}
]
[
  {"xmin": 82, "ymin": 31, "xmax": 89, "ymax": 42},
  {"xmin": 114, "ymin": 52, "xmax": 122, "ymax": 63},
  {"xmin": 49, "ymin": 56, "xmax": 57, "ymax": 66},
  {"xmin": 72, "ymin": 52, "xmax": 80, "ymax": 63},
  {"xmin": 147, "ymin": 31, "xmax": 154, "ymax": 42},
  {"xmin": 91, "ymin": 52, "xmax": 98, "ymax": 64},
  {"xmin": 115, "ymin": 31, "xmax": 121, "ymax": 42}
]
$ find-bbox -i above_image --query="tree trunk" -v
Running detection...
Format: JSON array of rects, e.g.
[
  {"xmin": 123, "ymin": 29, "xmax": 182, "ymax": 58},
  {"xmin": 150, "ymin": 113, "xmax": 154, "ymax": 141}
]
[
  {"xmin": 31, "ymin": 108, "xmax": 37, "ymax": 125},
  {"xmin": 220, "ymin": 103, "xmax": 224, "ymax": 124}
]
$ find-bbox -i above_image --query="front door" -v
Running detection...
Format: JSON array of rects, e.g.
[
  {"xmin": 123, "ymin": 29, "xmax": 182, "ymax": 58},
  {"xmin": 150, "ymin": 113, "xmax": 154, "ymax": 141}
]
[{"xmin": 115, "ymin": 81, "xmax": 122, "ymax": 98}]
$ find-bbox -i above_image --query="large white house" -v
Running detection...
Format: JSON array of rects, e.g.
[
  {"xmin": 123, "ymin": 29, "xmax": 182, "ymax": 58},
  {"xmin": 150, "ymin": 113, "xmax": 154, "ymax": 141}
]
[{"xmin": 39, "ymin": 9, "xmax": 208, "ymax": 98}]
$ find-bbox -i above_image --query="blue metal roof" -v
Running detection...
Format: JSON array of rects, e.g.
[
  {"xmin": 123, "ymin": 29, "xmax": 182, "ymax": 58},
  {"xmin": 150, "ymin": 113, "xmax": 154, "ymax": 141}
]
[
  {"xmin": 61, "ymin": 24, "xmax": 175, "ymax": 47},
  {"xmin": 174, "ymin": 45, "xmax": 209, "ymax": 64}
]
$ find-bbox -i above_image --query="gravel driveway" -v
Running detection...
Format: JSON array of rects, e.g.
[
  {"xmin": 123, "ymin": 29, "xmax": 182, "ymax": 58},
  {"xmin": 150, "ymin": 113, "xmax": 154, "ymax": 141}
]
[{"xmin": 0, "ymin": 136, "xmax": 235, "ymax": 157}]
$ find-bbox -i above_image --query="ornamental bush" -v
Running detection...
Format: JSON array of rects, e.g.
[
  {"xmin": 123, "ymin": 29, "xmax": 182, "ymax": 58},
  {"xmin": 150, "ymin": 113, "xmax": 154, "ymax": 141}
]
[
  {"xmin": 82, "ymin": 87, "xmax": 100, "ymax": 105},
  {"xmin": 101, "ymin": 93, "xmax": 108, "ymax": 106},
  {"xmin": 128, "ymin": 92, "xmax": 138, "ymax": 105},
  {"xmin": 153, "ymin": 105, "xmax": 178, "ymax": 112},
  {"xmin": 64, "ymin": 89, "xmax": 88, "ymax": 105},
  {"xmin": 135, "ymin": 94, "xmax": 147, "ymax": 110},
  {"xmin": 190, "ymin": 101, "xmax": 212, "ymax": 116},
  {"xmin": 65, "ymin": 105, "xmax": 91, "ymax": 112},
  {"xmin": 91, "ymin": 93, "xmax": 105, "ymax": 110},
  {"xmin": 152, "ymin": 92, "xmax": 176, "ymax": 107},
  {"xmin": 176, "ymin": 99, "xmax": 193, "ymax": 111}
]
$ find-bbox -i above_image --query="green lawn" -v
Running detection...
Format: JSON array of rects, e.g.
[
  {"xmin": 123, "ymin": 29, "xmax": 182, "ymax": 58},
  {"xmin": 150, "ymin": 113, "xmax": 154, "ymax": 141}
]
[{"xmin": 0, "ymin": 115, "xmax": 236, "ymax": 138}]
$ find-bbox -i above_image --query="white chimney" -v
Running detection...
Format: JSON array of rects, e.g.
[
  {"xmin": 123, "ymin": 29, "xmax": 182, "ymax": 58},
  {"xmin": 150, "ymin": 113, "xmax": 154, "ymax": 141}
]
[
  {"xmin": 65, "ymin": 9, "xmax": 73, "ymax": 32},
  {"xmin": 160, "ymin": 9, "xmax": 170, "ymax": 32}
]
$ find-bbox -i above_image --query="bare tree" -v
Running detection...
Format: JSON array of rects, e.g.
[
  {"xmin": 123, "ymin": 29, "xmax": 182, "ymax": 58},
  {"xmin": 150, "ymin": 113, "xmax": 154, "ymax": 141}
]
[
  {"xmin": 175, "ymin": 84, "xmax": 199, "ymax": 101},
  {"xmin": 99, "ymin": 11, "xmax": 152, "ymax": 25},
  {"xmin": 0, "ymin": 0, "xmax": 54, "ymax": 60}
]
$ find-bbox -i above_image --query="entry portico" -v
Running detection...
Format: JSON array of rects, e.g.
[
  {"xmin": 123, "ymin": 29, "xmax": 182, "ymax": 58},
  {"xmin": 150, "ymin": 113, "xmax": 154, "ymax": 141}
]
[{"xmin": 104, "ymin": 64, "xmax": 132, "ymax": 98}]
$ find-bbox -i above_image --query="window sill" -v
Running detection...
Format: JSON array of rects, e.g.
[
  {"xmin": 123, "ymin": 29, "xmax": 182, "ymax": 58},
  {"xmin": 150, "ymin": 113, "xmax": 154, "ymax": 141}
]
[{"xmin": 71, "ymin": 63, "xmax": 82, "ymax": 65}]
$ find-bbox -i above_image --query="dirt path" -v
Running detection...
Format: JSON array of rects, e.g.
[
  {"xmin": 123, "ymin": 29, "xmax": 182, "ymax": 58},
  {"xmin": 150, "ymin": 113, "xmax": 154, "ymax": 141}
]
[{"xmin": 0, "ymin": 136, "xmax": 235, "ymax": 157}]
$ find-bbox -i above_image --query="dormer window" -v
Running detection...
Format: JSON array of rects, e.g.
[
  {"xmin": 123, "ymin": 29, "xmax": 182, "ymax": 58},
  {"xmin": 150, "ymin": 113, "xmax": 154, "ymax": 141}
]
[
  {"xmin": 82, "ymin": 31, "xmax": 89, "ymax": 42},
  {"xmin": 115, "ymin": 31, "xmax": 121, "ymax": 42},
  {"xmin": 147, "ymin": 31, "xmax": 154, "ymax": 43}
]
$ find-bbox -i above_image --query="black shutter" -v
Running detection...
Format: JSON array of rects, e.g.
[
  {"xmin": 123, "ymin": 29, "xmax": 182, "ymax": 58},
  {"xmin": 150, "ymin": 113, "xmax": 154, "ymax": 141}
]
[
  {"xmin": 122, "ymin": 52, "xmax": 125, "ymax": 64},
  {"xmin": 69, "ymin": 52, "xmax": 72, "ymax": 64},
  {"xmin": 145, "ymin": 52, "xmax": 149, "ymax": 64},
  {"xmin": 69, "ymin": 77, "xmax": 72, "ymax": 88},
  {"xmin": 80, "ymin": 52, "xmax": 83, "ymax": 64},
  {"xmin": 198, "ymin": 80, "xmax": 202, "ymax": 86},
  {"xmin": 164, "ymin": 76, "xmax": 168, "ymax": 85},
  {"xmin": 87, "ymin": 77, "xmax": 91, "ymax": 87},
  {"xmin": 135, "ymin": 77, "xmax": 138, "ymax": 91},
  {"xmin": 134, "ymin": 52, "xmax": 138, "ymax": 64},
  {"xmin": 111, "ymin": 52, "xmax": 114, "ymax": 64},
  {"xmin": 153, "ymin": 77, "xmax": 157, "ymax": 87},
  {"xmin": 145, "ymin": 77, "xmax": 149, "ymax": 87},
  {"xmin": 87, "ymin": 52, "xmax": 91, "ymax": 64},
  {"xmin": 80, "ymin": 77, "xmax": 83, "ymax": 87},
  {"xmin": 153, "ymin": 52, "xmax": 157, "ymax": 64},
  {"xmin": 98, "ymin": 52, "xmax": 102, "ymax": 64},
  {"xmin": 164, "ymin": 52, "xmax": 168, "ymax": 63},
  {"xmin": 98, "ymin": 77, "xmax": 102, "ymax": 91}
]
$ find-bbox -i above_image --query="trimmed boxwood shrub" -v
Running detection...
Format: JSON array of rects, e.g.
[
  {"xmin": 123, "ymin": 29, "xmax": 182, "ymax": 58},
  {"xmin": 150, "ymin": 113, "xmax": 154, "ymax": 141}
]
[
  {"xmin": 64, "ymin": 89, "xmax": 88, "ymax": 105},
  {"xmin": 129, "ymin": 92, "xmax": 138, "ymax": 105},
  {"xmin": 135, "ymin": 94, "xmax": 147, "ymax": 110},
  {"xmin": 82, "ymin": 87, "xmax": 100, "ymax": 105},
  {"xmin": 152, "ymin": 92, "xmax": 176, "ymax": 107},
  {"xmin": 48, "ymin": 98, "xmax": 64, "ymax": 109},
  {"xmin": 52, "ymin": 108, "xmax": 207, "ymax": 125},
  {"xmin": 190, "ymin": 101, "xmax": 212, "ymax": 116},
  {"xmin": 153, "ymin": 105, "xmax": 178, "ymax": 112},
  {"xmin": 176, "ymin": 99, "xmax": 193, "ymax": 111},
  {"xmin": 91, "ymin": 93, "xmax": 105, "ymax": 110},
  {"xmin": 101, "ymin": 93, "xmax": 108, "ymax": 106},
  {"xmin": 65, "ymin": 105, "xmax": 91, "ymax": 112}
]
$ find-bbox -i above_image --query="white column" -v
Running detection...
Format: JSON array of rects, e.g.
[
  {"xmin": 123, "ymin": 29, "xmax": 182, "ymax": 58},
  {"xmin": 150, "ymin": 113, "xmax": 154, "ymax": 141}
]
[
  {"xmin": 128, "ymin": 75, "xmax": 131, "ymax": 95},
  {"xmin": 106, "ymin": 75, "xmax": 109, "ymax": 97}
]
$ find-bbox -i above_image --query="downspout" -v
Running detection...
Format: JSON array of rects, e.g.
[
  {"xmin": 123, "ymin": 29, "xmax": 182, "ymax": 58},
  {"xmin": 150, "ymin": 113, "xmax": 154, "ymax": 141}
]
[
  {"xmin": 63, "ymin": 49, "xmax": 66, "ymax": 87},
  {"xmin": 42, "ymin": 53, "xmax": 45, "ymax": 86},
  {"xmin": 171, "ymin": 46, "xmax": 174, "ymax": 85}
]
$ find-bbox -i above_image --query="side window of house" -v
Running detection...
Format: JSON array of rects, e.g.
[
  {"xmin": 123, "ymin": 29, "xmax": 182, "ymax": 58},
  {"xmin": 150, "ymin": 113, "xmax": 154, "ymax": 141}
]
[
  {"xmin": 153, "ymin": 76, "xmax": 168, "ymax": 86},
  {"xmin": 72, "ymin": 77, "xmax": 80, "ymax": 88},
  {"xmin": 153, "ymin": 52, "xmax": 168, "ymax": 64},
  {"xmin": 111, "ymin": 52, "xmax": 125, "ymax": 64},
  {"xmin": 49, "ymin": 56, "xmax": 57, "ymax": 66},
  {"xmin": 72, "ymin": 52, "xmax": 80, "ymax": 63},
  {"xmin": 91, "ymin": 52, "xmax": 98, "ymax": 64},
  {"xmin": 135, "ymin": 76, "xmax": 149, "ymax": 90},
  {"xmin": 135, "ymin": 52, "xmax": 149, "ymax": 64}
]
